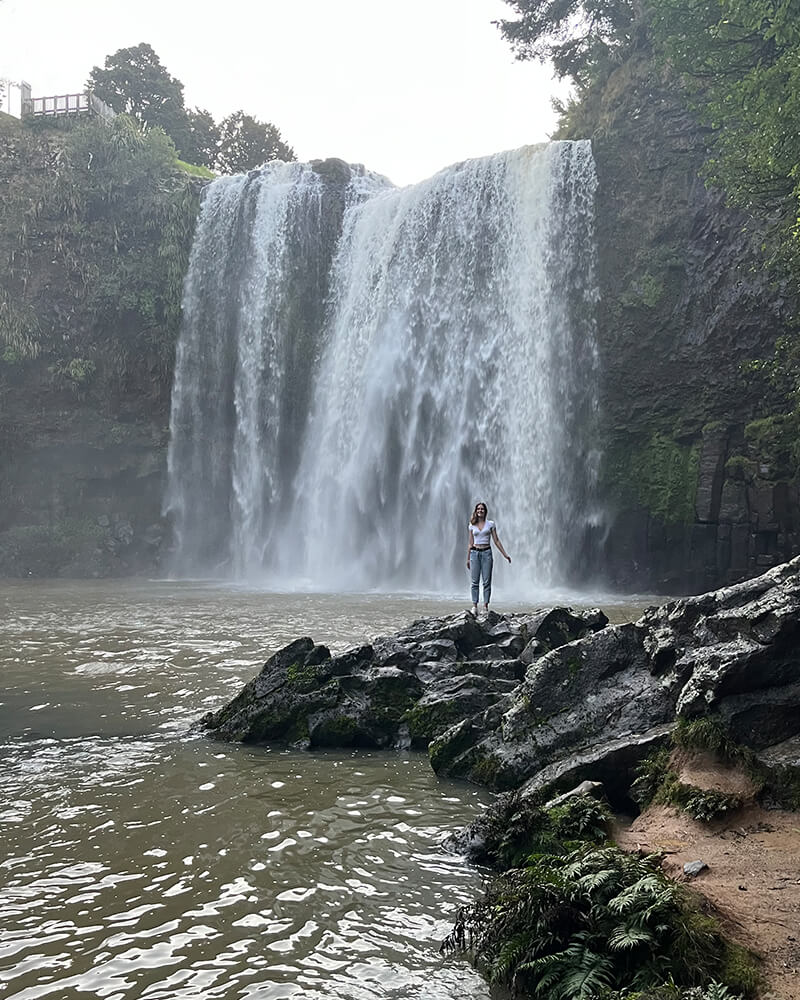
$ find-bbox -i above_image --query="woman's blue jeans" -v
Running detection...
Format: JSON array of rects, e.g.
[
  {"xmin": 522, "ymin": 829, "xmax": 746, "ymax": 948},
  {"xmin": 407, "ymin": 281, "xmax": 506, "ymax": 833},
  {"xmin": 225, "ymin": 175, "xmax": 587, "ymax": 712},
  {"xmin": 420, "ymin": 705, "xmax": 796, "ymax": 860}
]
[{"xmin": 470, "ymin": 549, "xmax": 493, "ymax": 605}]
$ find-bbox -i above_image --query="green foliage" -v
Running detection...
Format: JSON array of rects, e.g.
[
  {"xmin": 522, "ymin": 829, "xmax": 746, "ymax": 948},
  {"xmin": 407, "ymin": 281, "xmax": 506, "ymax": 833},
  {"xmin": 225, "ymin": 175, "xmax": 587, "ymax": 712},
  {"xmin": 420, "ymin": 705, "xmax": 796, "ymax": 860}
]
[
  {"xmin": 468, "ymin": 792, "xmax": 611, "ymax": 868},
  {"xmin": 87, "ymin": 42, "xmax": 204, "ymax": 164},
  {"xmin": 216, "ymin": 110, "xmax": 295, "ymax": 174},
  {"xmin": 0, "ymin": 290, "xmax": 42, "ymax": 359},
  {"xmin": 175, "ymin": 158, "xmax": 215, "ymax": 179},
  {"xmin": 0, "ymin": 115, "xmax": 202, "ymax": 397},
  {"xmin": 404, "ymin": 700, "xmax": 466, "ymax": 745},
  {"xmin": 89, "ymin": 43, "xmax": 186, "ymax": 131},
  {"xmin": 633, "ymin": 434, "xmax": 700, "ymax": 523},
  {"xmin": 442, "ymin": 847, "xmax": 738, "ymax": 997},
  {"xmin": 497, "ymin": 0, "xmax": 638, "ymax": 88},
  {"xmin": 88, "ymin": 43, "xmax": 294, "ymax": 173},
  {"xmin": 631, "ymin": 749, "xmax": 673, "ymax": 808},
  {"xmin": 286, "ymin": 659, "xmax": 320, "ymax": 691},
  {"xmin": 648, "ymin": 0, "xmax": 800, "ymax": 278},
  {"xmin": 673, "ymin": 717, "xmax": 748, "ymax": 764},
  {"xmin": 744, "ymin": 414, "xmax": 800, "ymax": 480},
  {"xmin": 621, "ymin": 272, "xmax": 665, "ymax": 309},
  {"xmin": 719, "ymin": 942, "xmax": 762, "ymax": 999},
  {"xmin": 50, "ymin": 358, "xmax": 97, "ymax": 398},
  {"xmin": 550, "ymin": 794, "xmax": 612, "ymax": 843},
  {"xmin": 723, "ymin": 455, "xmax": 756, "ymax": 482},
  {"xmin": 600, "ymin": 982, "xmax": 743, "ymax": 999},
  {"xmin": 182, "ymin": 108, "xmax": 220, "ymax": 170},
  {"xmin": 673, "ymin": 786, "xmax": 743, "ymax": 823}
]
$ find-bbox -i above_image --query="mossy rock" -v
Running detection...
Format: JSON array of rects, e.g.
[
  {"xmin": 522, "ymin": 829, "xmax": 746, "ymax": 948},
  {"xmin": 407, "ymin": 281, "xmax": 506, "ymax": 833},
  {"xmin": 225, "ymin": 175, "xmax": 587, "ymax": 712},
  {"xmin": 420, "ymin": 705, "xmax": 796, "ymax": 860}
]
[
  {"xmin": 602, "ymin": 432, "xmax": 700, "ymax": 525},
  {"xmin": 310, "ymin": 714, "xmax": 359, "ymax": 747},
  {"xmin": 404, "ymin": 699, "xmax": 470, "ymax": 747}
]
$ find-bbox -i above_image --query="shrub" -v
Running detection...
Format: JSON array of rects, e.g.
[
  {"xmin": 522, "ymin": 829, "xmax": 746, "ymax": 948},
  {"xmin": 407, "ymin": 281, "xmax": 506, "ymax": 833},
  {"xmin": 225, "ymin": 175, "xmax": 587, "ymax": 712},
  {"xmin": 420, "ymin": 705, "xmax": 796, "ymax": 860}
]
[
  {"xmin": 442, "ymin": 847, "xmax": 735, "ymax": 998},
  {"xmin": 472, "ymin": 792, "xmax": 612, "ymax": 868}
]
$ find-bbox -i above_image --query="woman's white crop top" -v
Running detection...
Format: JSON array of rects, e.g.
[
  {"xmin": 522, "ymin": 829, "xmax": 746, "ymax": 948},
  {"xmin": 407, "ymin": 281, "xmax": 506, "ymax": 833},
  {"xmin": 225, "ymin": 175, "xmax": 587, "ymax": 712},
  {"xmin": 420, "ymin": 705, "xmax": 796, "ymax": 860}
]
[{"xmin": 469, "ymin": 520, "xmax": 495, "ymax": 547}]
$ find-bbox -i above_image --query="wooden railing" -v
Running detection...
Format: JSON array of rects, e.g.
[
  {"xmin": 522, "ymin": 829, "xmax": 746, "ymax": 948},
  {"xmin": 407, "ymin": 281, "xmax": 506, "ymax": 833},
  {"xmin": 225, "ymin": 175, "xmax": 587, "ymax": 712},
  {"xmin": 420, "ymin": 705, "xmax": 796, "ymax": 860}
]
[
  {"xmin": 30, "ymin": 93, "xmax": 89, "ymax": 116},
  {"xmin": 27, "ymin": 91, "xmax": 116, "ymax": 125}
]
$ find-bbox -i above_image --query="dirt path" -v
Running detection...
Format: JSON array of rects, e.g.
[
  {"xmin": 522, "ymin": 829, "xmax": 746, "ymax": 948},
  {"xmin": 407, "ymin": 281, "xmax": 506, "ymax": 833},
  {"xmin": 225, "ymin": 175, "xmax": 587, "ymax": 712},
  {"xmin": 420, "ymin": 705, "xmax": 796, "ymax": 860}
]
[{"xmin": 616, "ymin": 804, "xmax": 800, "ymax": 999}]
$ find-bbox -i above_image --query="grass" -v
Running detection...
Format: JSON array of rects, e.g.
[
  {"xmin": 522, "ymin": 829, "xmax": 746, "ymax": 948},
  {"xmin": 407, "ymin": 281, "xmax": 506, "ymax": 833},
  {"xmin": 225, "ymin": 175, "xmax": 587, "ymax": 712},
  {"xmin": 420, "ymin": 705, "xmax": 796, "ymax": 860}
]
[{"xmin": 175, "ymin": 158, "xmax": 215, "ymax": 179}]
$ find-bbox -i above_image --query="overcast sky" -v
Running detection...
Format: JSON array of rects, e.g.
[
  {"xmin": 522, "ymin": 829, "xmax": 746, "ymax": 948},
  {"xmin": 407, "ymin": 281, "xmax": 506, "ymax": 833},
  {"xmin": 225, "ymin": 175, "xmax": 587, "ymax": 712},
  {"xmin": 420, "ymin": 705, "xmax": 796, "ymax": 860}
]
[{"xmin": 0, "ymin": 0, "xmax": 567, "ymax": 186}]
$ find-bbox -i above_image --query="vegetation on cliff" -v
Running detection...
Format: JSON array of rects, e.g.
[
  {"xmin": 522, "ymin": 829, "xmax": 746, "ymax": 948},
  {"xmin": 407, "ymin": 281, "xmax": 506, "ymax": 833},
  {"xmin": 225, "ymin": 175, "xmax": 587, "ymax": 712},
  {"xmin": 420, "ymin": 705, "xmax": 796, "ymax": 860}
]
[
  {"xmin": 88, "ymin": 43, "xmax": 295, "ymax": 172},
  {"xmin": 0, "ymin": 110, "xmax": 203, "ymax": 575},
  {"xmin": 0, "ymin": 112, "xmax": 199, "ymax": 399}
]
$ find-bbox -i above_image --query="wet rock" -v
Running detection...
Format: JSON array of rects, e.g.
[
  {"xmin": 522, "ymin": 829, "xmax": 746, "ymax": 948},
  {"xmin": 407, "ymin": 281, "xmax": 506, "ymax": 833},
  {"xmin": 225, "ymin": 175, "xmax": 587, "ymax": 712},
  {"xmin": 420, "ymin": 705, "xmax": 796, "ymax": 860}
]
[
  {"xmin": 431, "ymin": 557, "xmax": 800, "ymax": 802},
  {"xmin": 202, "ymin": 606, "xmax": 606, "ymax": 752}
]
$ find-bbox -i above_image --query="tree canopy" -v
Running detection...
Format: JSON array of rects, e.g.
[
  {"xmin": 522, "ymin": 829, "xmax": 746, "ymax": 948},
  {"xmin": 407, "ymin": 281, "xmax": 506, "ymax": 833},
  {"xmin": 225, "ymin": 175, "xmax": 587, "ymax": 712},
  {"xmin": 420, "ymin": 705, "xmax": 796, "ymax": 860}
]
[
  {"xmin": 88, "ymin": 44, "xmax": 188, "ymax": 139},
  {"xmin": 87, "ymin": 44, "xmax": 295, "ymax": 174},
  {"xmin": 498, "ymin": 0, "xmax": 639, "ymax": 87},
  {"xmin": 648, "ymin": 0, "xmax": 800, "ymax": 224},
  {"xmin": 499, "ymin": 0, "xmax": 800, "ymax": 271},
  {"xmin": 216, "ymin": 111, "xmax": 295, "ymax": 174}
]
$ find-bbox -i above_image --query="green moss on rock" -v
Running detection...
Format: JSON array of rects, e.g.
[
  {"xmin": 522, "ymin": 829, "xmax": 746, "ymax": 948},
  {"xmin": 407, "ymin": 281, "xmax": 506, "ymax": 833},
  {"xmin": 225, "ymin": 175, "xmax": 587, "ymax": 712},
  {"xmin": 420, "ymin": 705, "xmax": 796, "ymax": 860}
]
[
  {"xmin": 604, "ymin": 432, "xmax": 700, "ymax": 524},
  {"xmin": 745, "ymin": 414, "xmax": 800, "ymax": 479},
  {"xmin": 404, "ymin": 700, "xmax": 466, "ymax": 745}
]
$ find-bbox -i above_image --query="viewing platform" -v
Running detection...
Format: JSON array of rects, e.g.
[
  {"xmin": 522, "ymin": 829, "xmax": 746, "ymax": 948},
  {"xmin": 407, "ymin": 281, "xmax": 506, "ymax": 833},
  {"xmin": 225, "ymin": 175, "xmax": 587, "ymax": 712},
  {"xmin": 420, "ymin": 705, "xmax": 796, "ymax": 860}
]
[{"xmin": 1, "ymin": 80, "xmax": 116, "ymax": 124}]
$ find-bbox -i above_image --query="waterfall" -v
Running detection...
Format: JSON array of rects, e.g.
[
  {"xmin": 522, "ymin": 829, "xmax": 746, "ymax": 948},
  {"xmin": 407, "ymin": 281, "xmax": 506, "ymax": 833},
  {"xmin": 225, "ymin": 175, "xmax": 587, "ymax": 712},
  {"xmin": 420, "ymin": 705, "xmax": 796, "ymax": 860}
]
[{"xmin": 165, "ymin": 143, "xmax": 600, "ymax": 595}]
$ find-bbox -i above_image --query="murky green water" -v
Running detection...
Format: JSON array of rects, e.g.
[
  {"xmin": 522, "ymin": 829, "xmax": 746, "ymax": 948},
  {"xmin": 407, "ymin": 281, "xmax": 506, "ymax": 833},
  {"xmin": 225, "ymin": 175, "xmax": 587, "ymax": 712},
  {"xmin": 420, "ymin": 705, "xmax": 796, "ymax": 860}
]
[{"xmin": 0, "ymin": 581, "xmax": 647, "ymax": 1000}]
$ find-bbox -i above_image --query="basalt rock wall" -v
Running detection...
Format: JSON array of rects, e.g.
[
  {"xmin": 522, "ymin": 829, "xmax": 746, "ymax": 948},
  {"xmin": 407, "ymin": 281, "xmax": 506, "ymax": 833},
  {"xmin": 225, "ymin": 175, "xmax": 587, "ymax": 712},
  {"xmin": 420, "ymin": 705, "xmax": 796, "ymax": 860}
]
[{"xmin": 578, "ymin": 56, "xmax": 800, "ymax": 592}]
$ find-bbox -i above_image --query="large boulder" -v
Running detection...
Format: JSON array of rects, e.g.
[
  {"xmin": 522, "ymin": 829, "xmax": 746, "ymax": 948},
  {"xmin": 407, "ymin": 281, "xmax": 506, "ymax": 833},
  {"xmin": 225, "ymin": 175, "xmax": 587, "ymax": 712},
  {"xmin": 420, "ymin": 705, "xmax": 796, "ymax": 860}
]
[
  {"xmin": 201, "ymin": 607, "xmax": 608, "ymax": 750},
  {"xmin": 431, "ymin": 556, "xmax": 800, "ymax": 802}
]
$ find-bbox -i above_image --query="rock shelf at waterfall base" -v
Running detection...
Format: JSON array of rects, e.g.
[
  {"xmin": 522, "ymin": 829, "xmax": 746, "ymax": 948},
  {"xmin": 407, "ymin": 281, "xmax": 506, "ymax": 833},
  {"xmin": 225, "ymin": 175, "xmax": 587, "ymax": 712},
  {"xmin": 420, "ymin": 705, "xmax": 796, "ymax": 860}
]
[
  {"xmin": 202, "ymin": 557, "xmax": 800, "ymax": 803},
  {"xmin": 201, "ymin": 558, "xmax": 800, "ymax": 997}
]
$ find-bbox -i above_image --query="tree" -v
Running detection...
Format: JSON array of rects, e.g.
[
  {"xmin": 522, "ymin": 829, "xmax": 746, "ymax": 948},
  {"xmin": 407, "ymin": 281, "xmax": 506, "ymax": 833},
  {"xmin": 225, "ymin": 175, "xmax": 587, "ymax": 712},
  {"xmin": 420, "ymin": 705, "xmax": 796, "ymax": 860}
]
[
  {"xmin": 216, "ymin": 111, "xmax": 295, "ymax": 174},
  {"xmin": 497, "ymin": 0, "xmax": 639, "ymax": 87},
  {"xmin": 182, "ymin": 108, "xmax": 220, "ymax": 170},
  {"xmin": 88, "ymin": 43, "xmax": 188, "ymax": 139}
]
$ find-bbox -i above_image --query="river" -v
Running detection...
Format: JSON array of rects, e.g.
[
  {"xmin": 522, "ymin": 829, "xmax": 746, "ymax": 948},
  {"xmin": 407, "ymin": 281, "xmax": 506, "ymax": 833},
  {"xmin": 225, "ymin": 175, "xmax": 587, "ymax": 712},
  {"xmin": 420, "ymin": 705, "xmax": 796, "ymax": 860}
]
[{"xmin": 0, "ymin": 581, "xmax": 647, "ymax": 1000}]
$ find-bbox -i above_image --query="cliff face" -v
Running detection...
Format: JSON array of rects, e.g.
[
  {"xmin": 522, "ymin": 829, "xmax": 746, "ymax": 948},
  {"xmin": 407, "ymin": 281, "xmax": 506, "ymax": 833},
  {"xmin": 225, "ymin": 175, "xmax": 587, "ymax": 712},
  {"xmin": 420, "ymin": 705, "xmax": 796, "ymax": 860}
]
[
  {"xmin": 0, "ymin": 113, "xmax": 200, "ymax": 577},
  {"xmin": 568, "ymin": 57, "xmax": 800, "ymax": 592}
]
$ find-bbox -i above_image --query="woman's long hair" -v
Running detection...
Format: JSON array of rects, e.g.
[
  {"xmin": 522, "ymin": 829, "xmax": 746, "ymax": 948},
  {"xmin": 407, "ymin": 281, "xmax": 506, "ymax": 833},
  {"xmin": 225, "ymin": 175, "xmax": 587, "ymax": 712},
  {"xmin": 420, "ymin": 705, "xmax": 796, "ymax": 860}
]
[{"xmin": 470, "ymin": 502, "xmax": 488, "ymax": 526}]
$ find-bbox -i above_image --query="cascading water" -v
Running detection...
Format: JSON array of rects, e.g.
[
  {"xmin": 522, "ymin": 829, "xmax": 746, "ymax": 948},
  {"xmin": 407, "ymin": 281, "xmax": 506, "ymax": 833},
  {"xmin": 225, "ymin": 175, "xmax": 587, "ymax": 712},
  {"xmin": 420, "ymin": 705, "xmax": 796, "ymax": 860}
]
[{"xmin": 166, "ymin": 143, "xmax": 600, "ymax": 595}]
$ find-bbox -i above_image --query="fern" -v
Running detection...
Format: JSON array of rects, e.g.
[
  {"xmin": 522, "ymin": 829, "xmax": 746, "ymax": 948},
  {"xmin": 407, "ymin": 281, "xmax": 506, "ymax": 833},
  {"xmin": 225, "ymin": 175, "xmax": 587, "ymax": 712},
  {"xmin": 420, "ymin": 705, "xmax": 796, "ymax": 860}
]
[
  {"xmin": 608, "ymin": 924, "xmax": 655, "ymax": 950},
  {"xmin": 442, "ymin": 846, "xmax": 743, "ymax": 999}
]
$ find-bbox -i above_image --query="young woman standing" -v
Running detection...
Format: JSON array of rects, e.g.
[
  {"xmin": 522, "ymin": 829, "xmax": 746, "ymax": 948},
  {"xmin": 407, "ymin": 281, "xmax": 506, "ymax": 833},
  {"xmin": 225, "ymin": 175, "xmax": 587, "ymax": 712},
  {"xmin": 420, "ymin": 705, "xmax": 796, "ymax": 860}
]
[{"xmin": 466, "ymin": 502, "xmax": 511, "ymax": 617}]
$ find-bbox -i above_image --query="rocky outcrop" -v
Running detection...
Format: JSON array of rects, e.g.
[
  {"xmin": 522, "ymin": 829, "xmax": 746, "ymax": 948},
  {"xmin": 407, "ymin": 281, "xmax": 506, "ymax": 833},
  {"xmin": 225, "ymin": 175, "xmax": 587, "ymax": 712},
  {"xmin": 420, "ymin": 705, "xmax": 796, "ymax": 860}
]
[
  {"xmin": 203, "ymin": 557, "xmax": 799, "ymax": 823},
  {"xmin": 201, "ymin": 607, "xmax": 608, "ymax": 750},
  {"xmin": 432, "ymin": 556, "xmax": 800, "ymax": 803}
]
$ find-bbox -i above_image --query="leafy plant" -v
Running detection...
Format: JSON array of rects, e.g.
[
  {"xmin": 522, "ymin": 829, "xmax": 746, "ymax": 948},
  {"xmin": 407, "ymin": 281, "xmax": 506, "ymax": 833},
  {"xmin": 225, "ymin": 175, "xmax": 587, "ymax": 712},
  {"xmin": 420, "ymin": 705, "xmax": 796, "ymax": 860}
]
[
  {"xmin": 550, "ymin": 794, "xmax": 612, "ymax": 843},
  {"xmin": 631, "ymin": 749, "xmax": 672, "ymax": 808},
  {"xmin": 600, "ymin": 980, "xmax": 743, "ymax": 999},
  {"xmin": 469, "ymin": 791, "xmax": 612, "ymax": 868},
  {"xmin": 676, "ymin": 787, "xmax": 742, "ymax": 823},
  {"xmin": 442, "ymin": 847, "xmax": 733, "ymax": 997},
  {"xmin": 673, "ymin": 718, "xmax": 745, "ymax": 763}
]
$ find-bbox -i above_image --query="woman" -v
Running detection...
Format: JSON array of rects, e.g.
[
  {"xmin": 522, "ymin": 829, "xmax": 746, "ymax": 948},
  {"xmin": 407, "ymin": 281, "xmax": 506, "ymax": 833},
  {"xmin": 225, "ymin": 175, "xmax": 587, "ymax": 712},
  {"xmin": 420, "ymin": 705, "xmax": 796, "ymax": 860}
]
[{"xmin": 466, "ymin": 502, "xmax": 511, "ymax": 617}]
